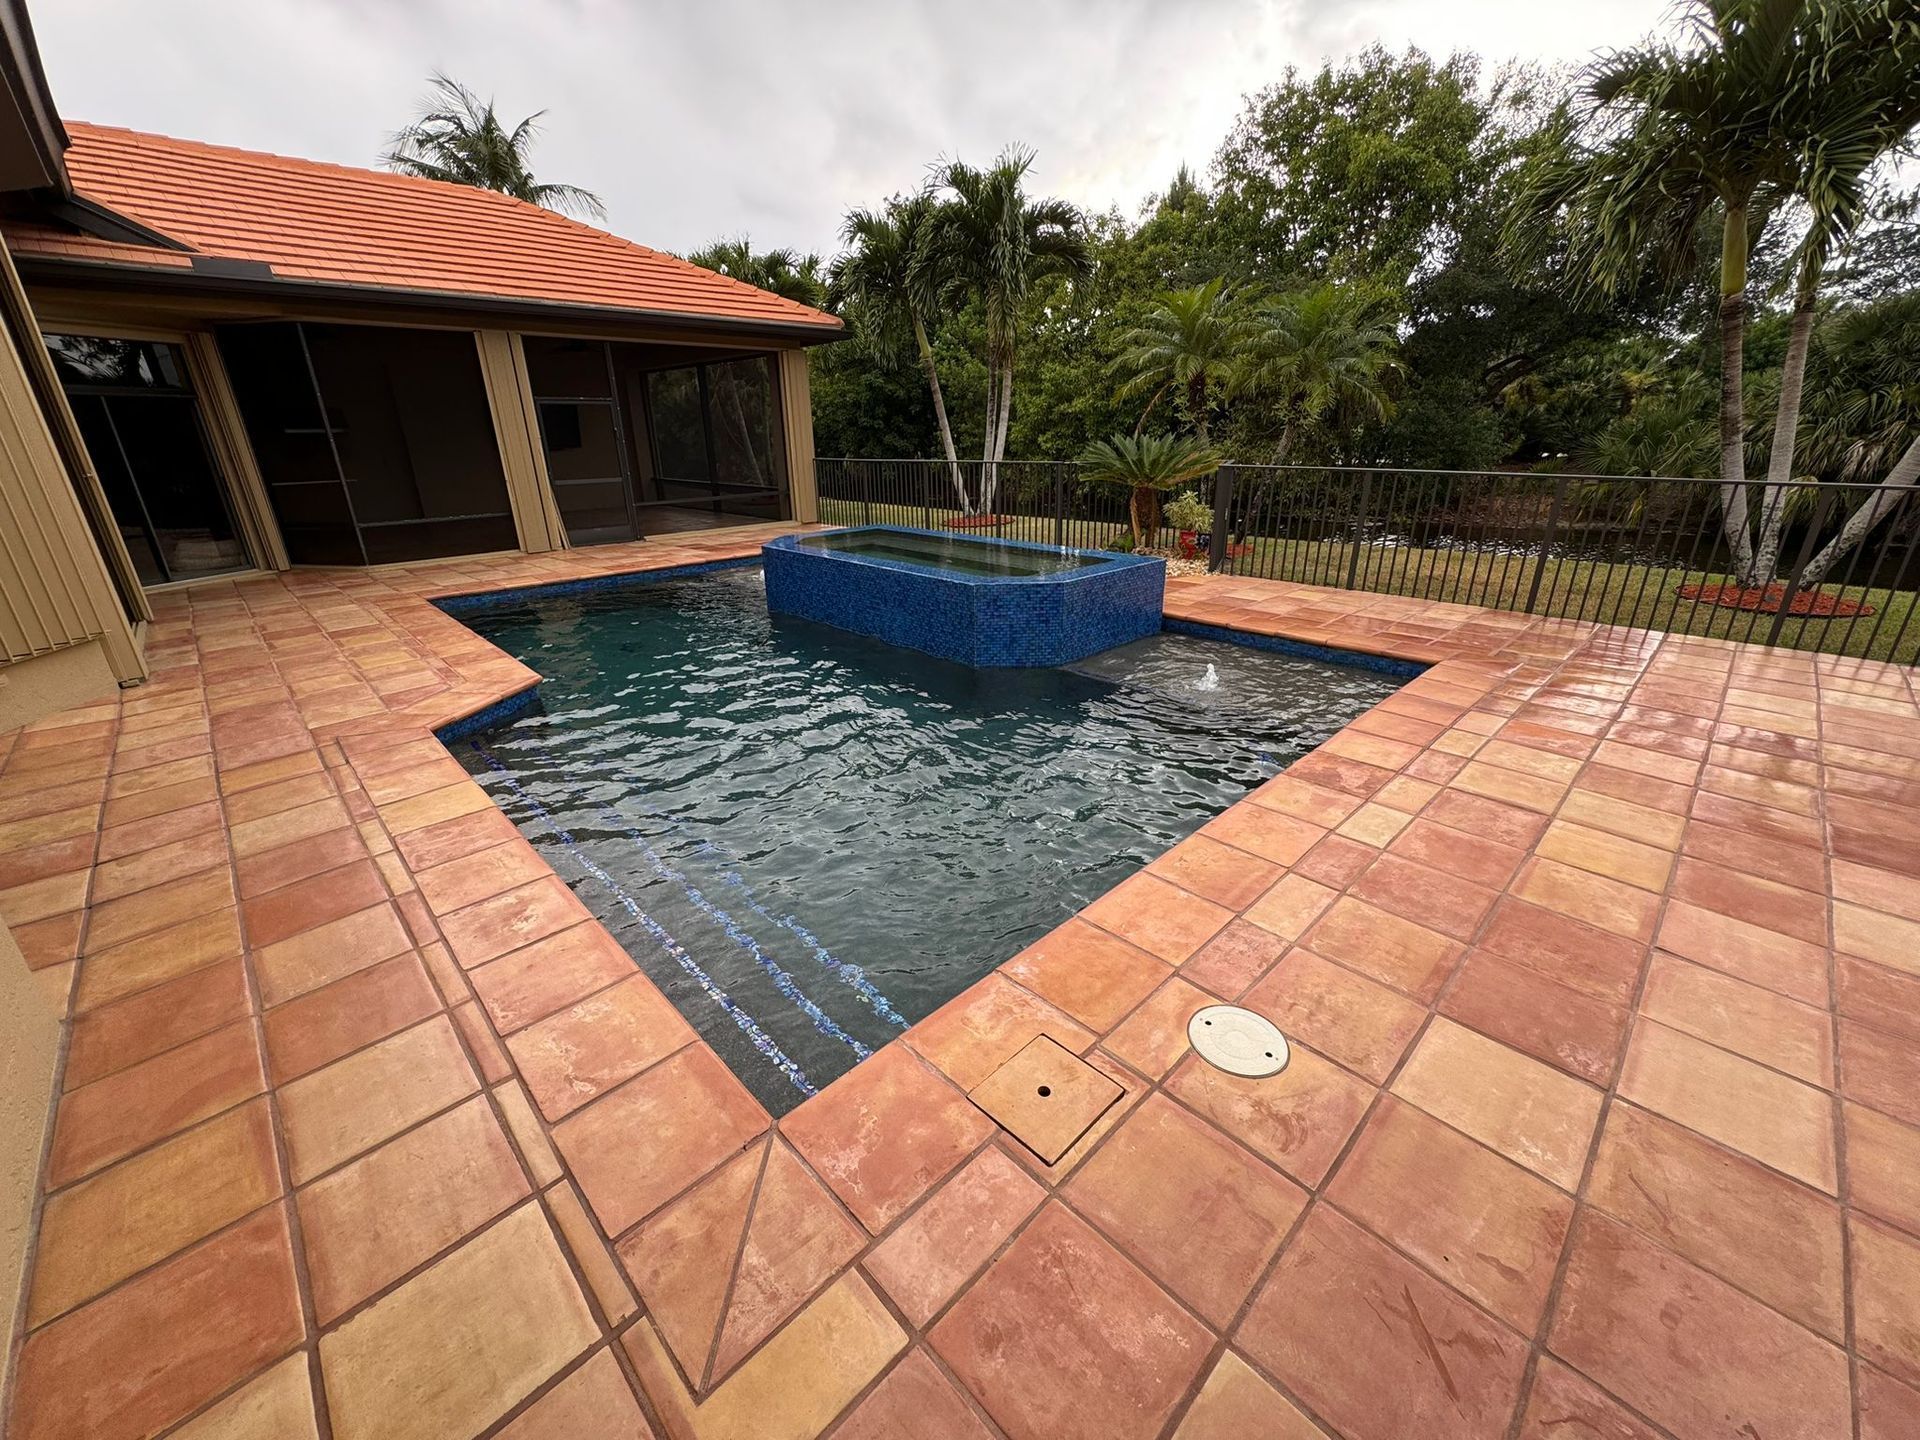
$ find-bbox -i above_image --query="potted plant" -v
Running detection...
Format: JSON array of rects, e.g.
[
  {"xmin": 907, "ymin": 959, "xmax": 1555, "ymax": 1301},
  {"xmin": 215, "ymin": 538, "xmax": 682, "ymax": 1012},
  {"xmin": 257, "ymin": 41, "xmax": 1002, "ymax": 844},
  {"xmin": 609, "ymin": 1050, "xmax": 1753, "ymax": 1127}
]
[
  {"xmin": 1077, "ymin": 433, "xmax": 1222, "ymax": 552},
  {"xmin": 1162, "ymin": 490, "xmax": 1215, "ymax": 558}
]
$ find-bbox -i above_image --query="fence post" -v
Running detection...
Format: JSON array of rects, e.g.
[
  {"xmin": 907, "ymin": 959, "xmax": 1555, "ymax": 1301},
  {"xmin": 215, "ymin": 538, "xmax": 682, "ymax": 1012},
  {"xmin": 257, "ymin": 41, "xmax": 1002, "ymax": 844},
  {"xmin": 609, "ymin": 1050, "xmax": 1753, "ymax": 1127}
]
[
  {"xmin": 1765, "ymin": 488, "xmax": 1837, "ymax": 650},
  {"xmin": 1523, "ymin": 477, "xmax": 1569, "ymax": 614},
  {"xmin": 1052, "ymin": 467, "xmax": 1067, "ymax": 548},
  {"xmin": 1344, "ymin": 471, "xmax": 1373, "ymax": 590},
  {"xmin": 861, "ymin": 463, "xmax": 873, "ymax": 527},
  {"xmin": 1208, "ymin": 468, "xmax": 1234, "ymax": 572}
]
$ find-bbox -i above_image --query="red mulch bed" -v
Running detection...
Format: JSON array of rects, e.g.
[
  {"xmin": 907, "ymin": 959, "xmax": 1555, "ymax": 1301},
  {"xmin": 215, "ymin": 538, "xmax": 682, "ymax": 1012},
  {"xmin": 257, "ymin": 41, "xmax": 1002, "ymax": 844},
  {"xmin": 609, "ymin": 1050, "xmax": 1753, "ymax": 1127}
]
[
  {"xmin": 1677, "ymin": 581, "xmax": 1873, "ymax": 617},
  {"xmin": 943, "ymin": 514, "xmax": 1011, "ymax": 531}
]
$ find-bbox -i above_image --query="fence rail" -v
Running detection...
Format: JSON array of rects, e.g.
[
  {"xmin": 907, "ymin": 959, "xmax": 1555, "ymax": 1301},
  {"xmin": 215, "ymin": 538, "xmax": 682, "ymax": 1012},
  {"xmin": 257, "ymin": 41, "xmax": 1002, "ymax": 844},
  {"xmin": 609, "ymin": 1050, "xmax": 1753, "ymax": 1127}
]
[{"xmin": 813, "ymin": 458, "xmax": 1920, "ymax": 665}]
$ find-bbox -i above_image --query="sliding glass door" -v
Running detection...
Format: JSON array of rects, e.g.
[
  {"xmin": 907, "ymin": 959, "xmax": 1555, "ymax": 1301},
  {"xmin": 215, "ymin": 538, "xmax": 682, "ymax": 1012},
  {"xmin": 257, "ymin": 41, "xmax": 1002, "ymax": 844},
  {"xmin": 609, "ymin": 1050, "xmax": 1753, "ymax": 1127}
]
[{"xmin": 44, "ymin": 334, "xmax": 249, "ymax": 586}]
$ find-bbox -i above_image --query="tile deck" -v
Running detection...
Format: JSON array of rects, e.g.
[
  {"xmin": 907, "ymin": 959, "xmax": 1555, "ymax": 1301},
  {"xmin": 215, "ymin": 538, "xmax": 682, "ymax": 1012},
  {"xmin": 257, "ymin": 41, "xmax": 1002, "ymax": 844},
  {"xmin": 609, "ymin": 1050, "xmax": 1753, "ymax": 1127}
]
[{"xmin": 3, "ymin": 531, "xmax": 1918, "ymax": 1438}]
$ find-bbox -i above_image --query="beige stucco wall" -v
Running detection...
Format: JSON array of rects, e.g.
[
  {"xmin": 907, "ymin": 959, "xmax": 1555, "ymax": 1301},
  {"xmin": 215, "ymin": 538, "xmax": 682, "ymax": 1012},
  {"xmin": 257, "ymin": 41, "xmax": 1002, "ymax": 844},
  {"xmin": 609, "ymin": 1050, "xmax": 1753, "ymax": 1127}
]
[
  {"xmin": 0, "ymin": 920, "xmax": 59, "ymax": 1406},
  {"xmin": 0, "ymin": 636, "xmax": 118, "ymax": 733}
]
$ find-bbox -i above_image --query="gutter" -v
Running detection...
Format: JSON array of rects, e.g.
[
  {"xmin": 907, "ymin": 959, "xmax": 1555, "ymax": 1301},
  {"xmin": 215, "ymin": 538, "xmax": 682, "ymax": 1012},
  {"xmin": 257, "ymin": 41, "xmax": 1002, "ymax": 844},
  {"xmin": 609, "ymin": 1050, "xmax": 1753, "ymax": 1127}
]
[{"xmin": 13, "ymin": 253, "xmax": 850, "ymax": 346}]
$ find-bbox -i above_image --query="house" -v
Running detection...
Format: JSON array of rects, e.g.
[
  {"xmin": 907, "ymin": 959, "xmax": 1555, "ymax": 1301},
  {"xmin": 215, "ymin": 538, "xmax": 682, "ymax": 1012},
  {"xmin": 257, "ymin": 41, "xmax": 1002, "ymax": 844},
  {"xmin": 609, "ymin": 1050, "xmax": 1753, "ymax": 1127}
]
[
  {"xmin": 0, "ymin": 0, "xmax": 840, "ymax": 736},
  {"xmin": 0, "ymin": 0, "xmax": 839, "ymax": 1389}
]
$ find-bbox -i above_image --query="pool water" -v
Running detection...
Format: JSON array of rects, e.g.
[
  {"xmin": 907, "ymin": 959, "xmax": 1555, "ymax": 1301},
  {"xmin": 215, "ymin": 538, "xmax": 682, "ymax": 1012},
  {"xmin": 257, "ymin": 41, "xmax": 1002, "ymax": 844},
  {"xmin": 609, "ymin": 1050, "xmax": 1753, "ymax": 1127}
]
[
  {"xmin": 455, "ymin": 567, "xmax": 1401, "ymax": 1113},
  {"xmin": 796, "ymin": 527, "xmax": 1105, "ymax": 576}
]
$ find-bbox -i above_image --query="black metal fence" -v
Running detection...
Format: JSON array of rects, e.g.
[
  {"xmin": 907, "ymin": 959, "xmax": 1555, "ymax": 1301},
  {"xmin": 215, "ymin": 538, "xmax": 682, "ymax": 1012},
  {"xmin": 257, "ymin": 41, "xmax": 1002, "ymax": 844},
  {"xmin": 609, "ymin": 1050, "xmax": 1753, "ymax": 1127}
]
[{"xmin": 814, "ymin": 458, "xmax": 1920, "ymax": 664}]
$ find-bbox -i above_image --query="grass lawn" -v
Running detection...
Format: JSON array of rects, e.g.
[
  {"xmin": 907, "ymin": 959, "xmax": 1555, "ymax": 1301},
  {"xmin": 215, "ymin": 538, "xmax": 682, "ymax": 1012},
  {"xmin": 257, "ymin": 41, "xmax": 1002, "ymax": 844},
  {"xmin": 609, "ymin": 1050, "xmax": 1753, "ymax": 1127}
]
[{"xmin": 818, "ymin": 496, "xmax": 1918, "ymax": 664}]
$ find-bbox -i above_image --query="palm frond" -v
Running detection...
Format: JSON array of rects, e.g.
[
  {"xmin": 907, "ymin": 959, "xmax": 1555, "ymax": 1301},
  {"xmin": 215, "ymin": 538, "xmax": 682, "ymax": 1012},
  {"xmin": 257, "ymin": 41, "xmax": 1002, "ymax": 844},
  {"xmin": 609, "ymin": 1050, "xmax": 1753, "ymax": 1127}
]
[{"xmin": 382, "ymin": 71, "xmax": 603, "ymax": 218}]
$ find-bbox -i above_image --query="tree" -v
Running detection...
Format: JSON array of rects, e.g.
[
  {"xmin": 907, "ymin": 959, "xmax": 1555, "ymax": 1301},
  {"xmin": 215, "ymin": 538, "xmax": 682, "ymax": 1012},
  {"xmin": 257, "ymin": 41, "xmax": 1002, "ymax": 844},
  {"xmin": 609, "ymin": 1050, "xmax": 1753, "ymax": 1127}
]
[
  {"xmin": 1110, "ymin": 279, "xmax": 1251, "ymax": 442},
  {"xmin": 829, "ymin": 196, "xmax": 968, "ymax": 508},
  {"xmin": 684, "ymin": 237, "xmax": 827, "ymax": 307},
  {"xmin": 384, "ymin": 73, "xmax": 603, "ymax": 218},
  {"xmin": 924, "ymin": 147, "xmax": 1090, "ymax": 514},
  {"xmin": 1750, "ymin": 1, "xmax": 1920, "ymax": 579},
  {"xmin": 1229, "ymin": 283, "xmax": 1402, "ymax": 462},
  {"xmin": 1792, "ymin": 292, "xmax": 1920, "ymax": 584},
  {"xmin": 1211, "ymin": 47, "xmax": 1495, "ymax": 293},
  {"xmin": 1078, "ymin": 433, "xmax": 1222, "ymax": 549},
  {"xmin": 1510, "ymin": 0, "xmax": 1920, "ymax": 585}
]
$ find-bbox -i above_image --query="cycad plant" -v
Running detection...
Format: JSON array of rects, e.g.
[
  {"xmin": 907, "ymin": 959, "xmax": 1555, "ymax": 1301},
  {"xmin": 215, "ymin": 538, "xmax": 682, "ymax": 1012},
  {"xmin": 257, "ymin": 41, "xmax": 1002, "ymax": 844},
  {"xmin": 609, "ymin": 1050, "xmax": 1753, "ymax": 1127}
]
[
  {"xmin": 383, "ymin": 73, "xmax": 603, "ymax": 218},
  {"xmin": 1078, "ymin": 433, "xmax": 1222, "ymax": 550}
]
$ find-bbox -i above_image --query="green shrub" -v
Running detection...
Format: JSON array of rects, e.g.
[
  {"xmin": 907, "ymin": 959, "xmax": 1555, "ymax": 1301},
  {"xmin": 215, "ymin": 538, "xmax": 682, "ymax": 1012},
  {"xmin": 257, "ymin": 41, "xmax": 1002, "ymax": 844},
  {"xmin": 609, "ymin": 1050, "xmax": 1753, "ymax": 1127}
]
[{"xmin": 1163, "ymin": 490, "xmax": 1214, "ymax": 533}]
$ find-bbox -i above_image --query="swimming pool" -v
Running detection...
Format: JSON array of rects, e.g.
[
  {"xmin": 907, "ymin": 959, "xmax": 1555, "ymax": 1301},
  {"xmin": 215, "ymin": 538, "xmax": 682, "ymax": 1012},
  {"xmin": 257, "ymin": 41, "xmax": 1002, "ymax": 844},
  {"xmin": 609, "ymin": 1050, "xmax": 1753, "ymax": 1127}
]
[{"xmin": 452, "ymin": 566, "xmax": 1403, "ymax": 1113}]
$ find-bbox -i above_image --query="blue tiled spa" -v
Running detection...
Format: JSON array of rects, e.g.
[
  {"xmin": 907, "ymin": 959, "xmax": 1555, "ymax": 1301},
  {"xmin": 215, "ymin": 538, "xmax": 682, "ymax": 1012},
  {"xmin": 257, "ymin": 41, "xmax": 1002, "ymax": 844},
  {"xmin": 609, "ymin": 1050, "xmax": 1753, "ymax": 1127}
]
[{"xmin": 761, "ymin": 527, "xmax": 1166, "ymax": 667}]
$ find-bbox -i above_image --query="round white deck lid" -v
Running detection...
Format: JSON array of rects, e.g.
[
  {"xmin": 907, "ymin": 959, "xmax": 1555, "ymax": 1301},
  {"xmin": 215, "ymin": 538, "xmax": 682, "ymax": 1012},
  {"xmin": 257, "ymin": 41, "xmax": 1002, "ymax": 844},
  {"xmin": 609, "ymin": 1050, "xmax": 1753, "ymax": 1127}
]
[{"xmin": 1187, "ymin": 1005, "xmax": 1290, "ymax": 1078}]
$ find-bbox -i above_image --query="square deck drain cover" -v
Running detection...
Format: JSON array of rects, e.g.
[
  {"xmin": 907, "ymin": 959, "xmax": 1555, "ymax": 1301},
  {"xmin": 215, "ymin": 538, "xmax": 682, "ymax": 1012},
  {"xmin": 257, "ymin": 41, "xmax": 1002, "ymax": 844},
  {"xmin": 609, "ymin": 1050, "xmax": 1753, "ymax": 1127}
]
[{"xmin": 967, "ymin": 1036, "xmax": 1123, "ymax": 1165}]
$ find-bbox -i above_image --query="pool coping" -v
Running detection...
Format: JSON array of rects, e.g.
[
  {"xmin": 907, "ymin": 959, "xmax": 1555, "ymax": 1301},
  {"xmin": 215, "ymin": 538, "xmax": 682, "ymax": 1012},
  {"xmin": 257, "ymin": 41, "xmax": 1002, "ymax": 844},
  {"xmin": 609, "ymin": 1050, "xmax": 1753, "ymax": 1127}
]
[{"xmin": 4, "ymin": 521, "xmax": 1916, "ymax": 1440}]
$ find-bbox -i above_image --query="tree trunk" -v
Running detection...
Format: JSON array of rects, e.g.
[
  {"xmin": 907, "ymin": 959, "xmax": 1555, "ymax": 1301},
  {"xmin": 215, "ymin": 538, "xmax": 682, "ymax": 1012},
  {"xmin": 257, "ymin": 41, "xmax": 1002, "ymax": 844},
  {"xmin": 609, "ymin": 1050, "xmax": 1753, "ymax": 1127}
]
[
  {"xmin": 1133, "ymin": 381, "xmax": 1171, "ymax": 438},
  {"xmin": 1130, "ymin": 485, "xmax": 1162, "ymax": 549},
  {"xmin": 912, "ymin": 311, "xmax": 969, "ymax": 513},
  {"xmin": 1241, "ymin": 417, "xmax": 1299, "ymax": 544},
  {"xmin": 979, "ymin": 350, "xmax": 1000, "ymax": 518},
  {"xmin": 1717, "ymin": 207, "xmax": 1755, "ymax": 582},
  {"xmin": 1749, "ymin": 289, "xmax": 1817, "ymax": 587},
  {"xmin": 1797, "ymin": 434, "xmax": 1920, "ymax": 587},
  {"xmin": 982, "ymin": 348, "xmax": 1014, "ymax": 517},
  {"xmin": 1267, "ymin": 416, "xmax": 1298, "ymax": 466}
]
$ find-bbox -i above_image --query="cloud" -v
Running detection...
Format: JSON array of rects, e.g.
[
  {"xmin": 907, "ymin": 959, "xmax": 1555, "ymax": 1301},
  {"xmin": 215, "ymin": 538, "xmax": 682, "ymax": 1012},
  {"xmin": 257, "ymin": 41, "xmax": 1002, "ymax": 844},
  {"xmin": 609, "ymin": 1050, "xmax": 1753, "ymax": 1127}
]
[{"xmin": 32, "ymin": 0, "xmax": 1666, "ymax": 257}]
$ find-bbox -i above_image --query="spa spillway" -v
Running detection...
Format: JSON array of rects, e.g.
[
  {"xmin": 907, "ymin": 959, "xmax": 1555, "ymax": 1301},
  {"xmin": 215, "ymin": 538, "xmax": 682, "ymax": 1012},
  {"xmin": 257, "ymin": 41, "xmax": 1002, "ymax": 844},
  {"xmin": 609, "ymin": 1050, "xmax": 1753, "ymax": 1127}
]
[{"xmin": 761, "ymin": 526, "xmax": 1166, "ymax": 667}]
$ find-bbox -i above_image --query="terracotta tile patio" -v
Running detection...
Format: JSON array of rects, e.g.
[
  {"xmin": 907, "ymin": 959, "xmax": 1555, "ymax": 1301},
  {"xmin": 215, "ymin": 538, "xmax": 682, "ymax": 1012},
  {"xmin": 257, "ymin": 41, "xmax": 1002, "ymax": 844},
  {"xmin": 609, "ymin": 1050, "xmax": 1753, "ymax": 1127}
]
[{"xmin": 2, "ymin": 530, "xmax": 1918, "ymax": 1439}]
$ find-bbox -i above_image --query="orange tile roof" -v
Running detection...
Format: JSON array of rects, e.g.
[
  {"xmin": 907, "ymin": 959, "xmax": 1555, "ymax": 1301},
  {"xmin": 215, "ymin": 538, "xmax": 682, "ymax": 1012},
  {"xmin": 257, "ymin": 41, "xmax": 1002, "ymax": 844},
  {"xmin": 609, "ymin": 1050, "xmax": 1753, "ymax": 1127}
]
[{"xmin": 3, "ymin": 122, "xmax": 841, "ymax": 336}]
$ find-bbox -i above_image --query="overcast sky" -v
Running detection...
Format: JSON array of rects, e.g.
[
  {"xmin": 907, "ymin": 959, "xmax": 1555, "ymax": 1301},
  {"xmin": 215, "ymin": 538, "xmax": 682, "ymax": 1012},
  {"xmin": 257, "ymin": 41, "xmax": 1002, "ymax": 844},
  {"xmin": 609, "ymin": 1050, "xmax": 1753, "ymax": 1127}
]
[{"xmin": 37, "ymin": 0, "xmax": 1669, "ymax": 258}]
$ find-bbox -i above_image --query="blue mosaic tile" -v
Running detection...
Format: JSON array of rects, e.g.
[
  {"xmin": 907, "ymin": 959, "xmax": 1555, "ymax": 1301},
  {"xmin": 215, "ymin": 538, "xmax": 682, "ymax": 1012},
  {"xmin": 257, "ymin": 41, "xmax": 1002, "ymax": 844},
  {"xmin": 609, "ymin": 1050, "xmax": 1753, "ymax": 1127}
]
[
  {"xmin": 430, "ymin": 556, "xmax": 760, "ymax": 617},
  {"xmin": 1160, "ymin": 616, "xmax": 1430, "ymax": 679},
  {"xmin": 761, "ymin": 527, "xmax": 1166, "ymax": 668},
  {"xmin": 434, "ymin": 684, "xmax": 542, "ymax": 744}
]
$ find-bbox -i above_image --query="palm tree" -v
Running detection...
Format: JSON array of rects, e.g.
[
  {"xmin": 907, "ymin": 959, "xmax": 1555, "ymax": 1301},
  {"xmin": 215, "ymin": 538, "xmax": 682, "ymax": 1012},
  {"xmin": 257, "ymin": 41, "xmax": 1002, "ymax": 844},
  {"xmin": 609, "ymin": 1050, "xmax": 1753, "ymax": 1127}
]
[
  {"xmin": 1230, "ymin": 283, "xmax": 1401, "ymax": 462},
  {"xmin": 1750, "ymin": 1, "xmax": 1920, "ymax": 580},
  {"xmin": 1509, "ymin": 0, "xmax": 1920, "ymax": 585},
  {"xmin": 383, "ymin": 73, "xmax": 603, "ymax": 218},
  {"xmin": 1792, "ymin": 293, "xmax": 1920, "ymax": 585},
  {"xmin": 685, "ymin": 236, "xmax": 828, "ymax": 308},
  {"xmin": 1078, "ymin": 433, "xmax": 1222, "ymax": 550},
  {"xmin": 829, "ymin": 196, "xmax": 968, "ymax": 509},
  {"xmin": 1507, "ymin": 2, "xmax": 1804, "ymax": 580},
  {"xmin": 1111, "ymin": 279, "xmax": 1251, "ymax": 443},
  {"xmin": 924, "ymin": 147, "xmax": 1090, "ymax": 515}
]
